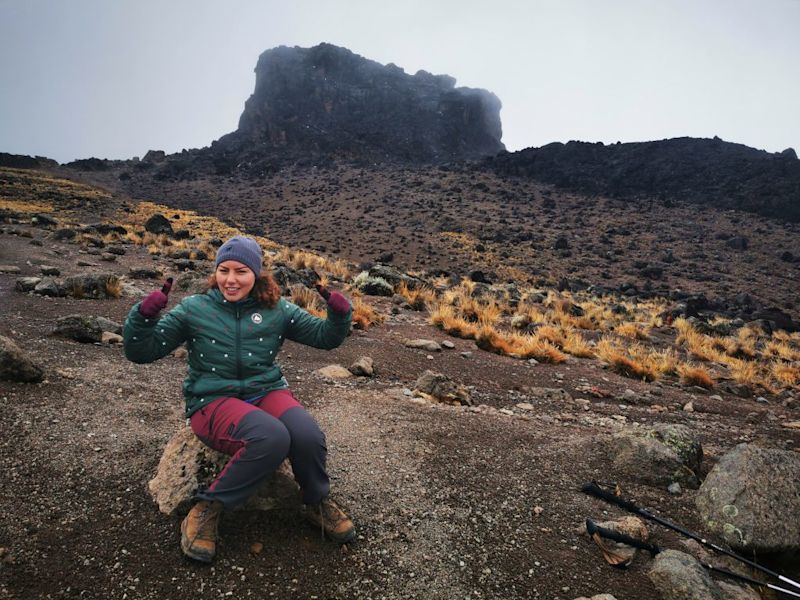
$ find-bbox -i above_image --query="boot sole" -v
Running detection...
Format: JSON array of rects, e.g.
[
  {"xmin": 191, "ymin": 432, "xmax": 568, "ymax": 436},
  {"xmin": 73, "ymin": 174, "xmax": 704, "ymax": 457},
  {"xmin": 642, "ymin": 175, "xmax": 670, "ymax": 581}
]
[{"xmin": 180, "ymin": 518, "xmax": 215, "ymax": 563}]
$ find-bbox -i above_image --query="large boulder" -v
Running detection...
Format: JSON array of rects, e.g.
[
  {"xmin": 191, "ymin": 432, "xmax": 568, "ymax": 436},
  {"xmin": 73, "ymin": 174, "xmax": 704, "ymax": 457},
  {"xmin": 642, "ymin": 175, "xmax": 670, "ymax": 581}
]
[
  {"xmin": 148, "ymin": 426, "xmax": 298, "ymax": 515},
  {"xmin": 695, "ymin": 443, "xmax": 800, "ymax": 553},
  {"xmin": 0, "ymin": 335, "xmax": 44, "ymax": 383},
  {"xmin": 144, "ymin": 213, "xmax": 174, "ymax": 236},
  {"xmin": 606, "ymin": 424, "xmax": 703, "ymax": 488},
  {"xmin": 413, "ymin": 370, "xmax": 472, "ymax": 406},
  {"xmin": 368, "ymin": 265, "xmax": 425, "ymax": 290},
  {"xmin": 647, "ymin": 550, "xmax": 724, "ymax": 600},
  {"xmin": 52, "ymin": 315, "xmax": 104, "ymax": 343},
  {"xmin": 233, "ymin": 43, "xmax": 504, "ymax": 163},
  {"xmin": 63, "ymin": 273, "xmax": 120, "ymax": 299},
  {"xmin": 51, "ymin": 315, "xmax": 120, "ymax": 343}
]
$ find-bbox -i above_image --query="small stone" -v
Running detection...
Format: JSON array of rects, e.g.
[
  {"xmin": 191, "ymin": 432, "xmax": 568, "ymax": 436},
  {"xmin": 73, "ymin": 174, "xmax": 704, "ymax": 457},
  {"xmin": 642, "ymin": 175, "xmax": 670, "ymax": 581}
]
[
  {"xmin": 349, "ymin": 356, "xmax": 374, "ymax": 377},
  {"xmin": 0, "ymin": 265, "xmax": 21, "ymax": 274},
  {"xmin": 533, "ymin": 506, "xmax": 544, "ymax": 516},
  {"xmin": 516, "ymin": 402, "xmax": 535, "ymax": 411},
  {"xmin": 40, "ymin": 265, "xmax": 60, "ymax": 276},
  {"xmin": 314, "ymin": 365, "xmax": 353, "ymax": 379},
  {"xmin": 667, "ymin": 482, "xmax": 682, "ymax": 495},
  {"xmin": 250, "ymin": 542, "xmax": 263, "ymax": 555},
  {"xmin": 101, "ymin": 331, "xmax": 123, "ymax": 345},
  {"xmin": 683, "ymin": 401, "xmax": 694, "ymax": 412},
  {"xmin": 404, "ymin": 339, "xmax": 442, "ymax": 352},
  {"xmin": 441, "ymin": 340, "xmax": 455, "ymax": 349}
]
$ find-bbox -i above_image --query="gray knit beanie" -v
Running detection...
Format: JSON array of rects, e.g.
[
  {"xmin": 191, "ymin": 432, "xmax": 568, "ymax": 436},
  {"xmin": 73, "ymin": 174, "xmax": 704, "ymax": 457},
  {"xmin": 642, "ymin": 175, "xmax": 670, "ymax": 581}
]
[{"xmin": 214, "ymin": 236, "xmax": 263, "ymax": 275}]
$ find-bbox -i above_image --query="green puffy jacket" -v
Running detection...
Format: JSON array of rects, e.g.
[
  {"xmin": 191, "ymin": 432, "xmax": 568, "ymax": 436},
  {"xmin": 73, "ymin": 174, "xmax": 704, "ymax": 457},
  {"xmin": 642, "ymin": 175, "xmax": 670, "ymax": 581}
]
[{"xmin": 123, "ymin": 288, "xmax": 351, "ymax": 417}]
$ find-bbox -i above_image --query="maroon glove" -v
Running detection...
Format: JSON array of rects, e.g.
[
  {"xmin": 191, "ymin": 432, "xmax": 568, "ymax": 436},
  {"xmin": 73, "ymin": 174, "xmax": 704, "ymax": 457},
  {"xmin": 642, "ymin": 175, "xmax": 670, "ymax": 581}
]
[
  {"xmin": 315, "ymin": 284, "xmax": 351, "ymax": 315},
  {"xmin": 139, "ymin": 277, "xmax": 173, "ymax": 318}
]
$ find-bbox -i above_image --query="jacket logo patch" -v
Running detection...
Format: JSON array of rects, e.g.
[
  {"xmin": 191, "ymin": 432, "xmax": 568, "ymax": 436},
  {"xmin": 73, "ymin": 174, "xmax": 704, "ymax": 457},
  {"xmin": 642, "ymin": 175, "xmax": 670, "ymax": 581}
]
[{"xmin": 251, "ymin": 313, "xmax": 263, "ymax": 324}]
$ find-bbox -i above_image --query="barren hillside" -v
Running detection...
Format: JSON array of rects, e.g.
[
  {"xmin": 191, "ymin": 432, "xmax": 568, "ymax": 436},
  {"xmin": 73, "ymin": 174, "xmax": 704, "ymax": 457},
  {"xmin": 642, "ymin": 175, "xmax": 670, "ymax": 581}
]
[{"xmin": 1, "ymin": 168, "xmax": 798, "ymax": 599}]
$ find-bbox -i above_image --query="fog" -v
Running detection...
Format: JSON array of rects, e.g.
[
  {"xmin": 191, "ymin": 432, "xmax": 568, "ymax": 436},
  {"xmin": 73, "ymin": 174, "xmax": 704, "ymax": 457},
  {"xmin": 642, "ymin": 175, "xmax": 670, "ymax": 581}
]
[{"xmin": 1, "ymin": 0, "xmax": 798, "ymax": 163}]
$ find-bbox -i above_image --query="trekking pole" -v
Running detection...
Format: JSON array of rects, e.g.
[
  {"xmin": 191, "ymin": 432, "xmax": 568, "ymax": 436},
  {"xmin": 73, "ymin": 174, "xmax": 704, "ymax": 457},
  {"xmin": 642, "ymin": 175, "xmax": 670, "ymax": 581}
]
[
  {"xmin": 585, "ymin": 519, "xmax": 800, "ymax": 599},
  {"xmin": 581, "ymin": 481, "xmax": 800, "ymax": 592}
]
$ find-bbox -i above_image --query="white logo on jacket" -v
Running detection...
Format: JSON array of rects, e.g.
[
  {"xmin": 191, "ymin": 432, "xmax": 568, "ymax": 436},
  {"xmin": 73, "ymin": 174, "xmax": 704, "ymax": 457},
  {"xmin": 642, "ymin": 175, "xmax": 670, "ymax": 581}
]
[{"xmin": 251, "ymin": 313, "xmax": 262, "ymax": 324}]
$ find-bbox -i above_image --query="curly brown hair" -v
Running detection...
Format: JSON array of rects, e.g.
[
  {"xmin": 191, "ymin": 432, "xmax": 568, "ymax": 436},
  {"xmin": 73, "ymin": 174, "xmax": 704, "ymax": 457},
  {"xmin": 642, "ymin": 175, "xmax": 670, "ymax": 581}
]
[{"xmin": 206, "ymin": 269, "xmax": 281, "ymax": 308}]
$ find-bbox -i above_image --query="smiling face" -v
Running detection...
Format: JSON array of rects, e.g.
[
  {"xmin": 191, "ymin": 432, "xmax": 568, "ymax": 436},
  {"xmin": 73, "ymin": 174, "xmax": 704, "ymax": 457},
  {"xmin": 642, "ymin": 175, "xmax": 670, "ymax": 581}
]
[{"xmin": 215, "ymin": 260, "xmax": 256, "ymax": 302}]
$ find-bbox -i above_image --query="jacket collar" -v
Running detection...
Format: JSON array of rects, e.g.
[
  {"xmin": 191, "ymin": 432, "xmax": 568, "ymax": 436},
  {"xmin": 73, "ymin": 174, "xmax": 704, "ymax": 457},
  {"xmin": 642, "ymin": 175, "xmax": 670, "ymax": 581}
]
[{"xmin": 207, "ymin": 287, "xmax": 257, "ymax": 310}]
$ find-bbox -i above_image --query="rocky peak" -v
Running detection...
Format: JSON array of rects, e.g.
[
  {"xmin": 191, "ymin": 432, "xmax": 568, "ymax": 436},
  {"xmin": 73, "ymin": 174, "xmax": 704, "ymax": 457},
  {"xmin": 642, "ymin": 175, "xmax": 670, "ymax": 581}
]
[{"xmin": 224, "ymin": 43, "xmax": 504, "ymax": 163}]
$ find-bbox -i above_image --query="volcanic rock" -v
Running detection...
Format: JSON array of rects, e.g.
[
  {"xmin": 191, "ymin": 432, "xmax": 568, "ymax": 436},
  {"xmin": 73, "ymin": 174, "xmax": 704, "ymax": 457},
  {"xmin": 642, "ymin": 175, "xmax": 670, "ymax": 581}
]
[
  {"xmin": 220, "ymin": 43, "xmax": 504, "ymax": 165},
  {"xmin": 606, "ymin": 423, "xmax": 703, "ymax": 488},
  {"xmin": 0, "ymin": 335, "xmax": 44, "ymax": 383},
  {"xmin": 148, "ymin": 426, "xmax": 297, "ymax": 515},
  {"xmin": 695, "ymin": 443, "xmax": 800, "ymax": 553}
]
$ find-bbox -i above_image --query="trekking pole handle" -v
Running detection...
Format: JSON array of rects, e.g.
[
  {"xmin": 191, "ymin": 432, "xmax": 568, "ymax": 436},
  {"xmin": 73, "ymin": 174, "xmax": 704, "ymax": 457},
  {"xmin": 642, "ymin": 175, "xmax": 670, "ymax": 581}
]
[
  {"xmin": 586, "ymin": 518, "xmax": 661, "ymax": 557},
  {"xmin": 581, "ymin": 482, "xmax": 642, "ymax": 514}
]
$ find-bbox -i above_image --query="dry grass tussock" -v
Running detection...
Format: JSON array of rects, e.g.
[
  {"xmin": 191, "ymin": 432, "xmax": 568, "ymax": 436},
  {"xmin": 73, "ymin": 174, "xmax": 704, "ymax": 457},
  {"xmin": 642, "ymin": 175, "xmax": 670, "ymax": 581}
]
[
  {"xmin": 677, "ymin": 364, "xmax": 716, "ymax": 389},
  {"xmin": 289, "ymin": 285, "xmax": 325, "ymax": 318},
  {"xmin": 430, "ymin": 305, "xmax": 480, "ymax": 339},
  {"xmin": 351, "ymin": 297, "xmax": 384, "ymax": 330},
  {"xmin": 396, "ymin": 281, "xmax": 435, "ymax": 311},
  {"xmin": 615, "ymin": 322, "xmax": 651, "ymax": 340},
  {"xmin": 595, "ymin": 338, "xmax": 672, "ymax": 382}
]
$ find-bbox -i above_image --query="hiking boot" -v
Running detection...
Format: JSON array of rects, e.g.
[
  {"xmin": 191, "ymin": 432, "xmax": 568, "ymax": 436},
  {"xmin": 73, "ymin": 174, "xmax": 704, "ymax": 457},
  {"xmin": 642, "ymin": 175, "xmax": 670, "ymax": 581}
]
[
  {"xmin": 180, "ymin": 500, "xmax": 223, "ymax": 563},
  {"xmin": 304, "ymin": 496, "xmax": 356, "ymax": 544}
]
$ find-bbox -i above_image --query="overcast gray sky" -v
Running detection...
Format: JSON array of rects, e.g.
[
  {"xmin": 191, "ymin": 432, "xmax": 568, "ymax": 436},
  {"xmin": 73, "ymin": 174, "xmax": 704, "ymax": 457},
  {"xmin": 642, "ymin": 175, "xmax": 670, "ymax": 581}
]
[{"xmin": 1, "ymin": 0, "xmax": 798, "ymax": 164}]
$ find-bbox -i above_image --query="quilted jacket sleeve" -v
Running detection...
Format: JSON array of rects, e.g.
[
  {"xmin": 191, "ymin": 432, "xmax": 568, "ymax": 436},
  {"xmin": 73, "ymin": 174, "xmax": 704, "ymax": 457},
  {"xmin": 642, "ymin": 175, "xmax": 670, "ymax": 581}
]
[
  {"xmin": 283, "ymin": 300, "xmax": 351, "ymax": 350},
  {"xmin": 123, "ymin": 299, "xmax": 190, "ymax": 364}
]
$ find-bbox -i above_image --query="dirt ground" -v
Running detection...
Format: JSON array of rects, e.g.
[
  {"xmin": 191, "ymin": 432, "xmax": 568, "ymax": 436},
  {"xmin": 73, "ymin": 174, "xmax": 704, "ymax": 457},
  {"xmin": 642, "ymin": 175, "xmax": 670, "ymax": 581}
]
[{"xmin": 1, "ymin": 217, "xmax": 799, "ymax": 600}]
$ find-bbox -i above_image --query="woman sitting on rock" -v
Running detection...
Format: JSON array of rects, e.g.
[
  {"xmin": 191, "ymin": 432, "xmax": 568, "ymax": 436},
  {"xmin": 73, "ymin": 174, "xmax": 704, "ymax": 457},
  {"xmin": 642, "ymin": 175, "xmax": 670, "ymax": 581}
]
[{"xmin": 123, "ymin": 235, "xmax": 354, "ymax": 563}]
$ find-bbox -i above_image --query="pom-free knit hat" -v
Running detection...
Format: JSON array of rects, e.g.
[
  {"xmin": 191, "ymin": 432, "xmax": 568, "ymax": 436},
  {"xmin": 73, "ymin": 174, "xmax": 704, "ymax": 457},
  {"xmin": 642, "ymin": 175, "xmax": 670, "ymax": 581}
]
[{"xmin": 214, "ymin": 236, "xmax": 263, "ymax": 275}]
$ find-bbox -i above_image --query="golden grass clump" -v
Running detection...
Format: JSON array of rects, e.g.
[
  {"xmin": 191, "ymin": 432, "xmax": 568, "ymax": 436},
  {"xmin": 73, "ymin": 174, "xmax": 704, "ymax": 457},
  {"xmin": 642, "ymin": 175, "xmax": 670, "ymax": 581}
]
[
  {"xmin": 596, "ymin": 338, "xmax": 658, "ymax": 381},
  {"xmin": 396, "ymin": 281, "xmax": 435, "ymax": 311},
  {"xmin": 476, "ymin": 300, "xmax": 503, "ymax": 327},
  {"xmin": 674, "ymin": 318, "xmax": 722, "ymax": 362},
  {"xmin": 560, "ymin": 330, "xmax": 595, "ymax": 358},
  {"xmin": 772, "ymin": 362, "xmax": 800, "ymax": 388},
  {"xmin": 677, "ymin": 364, "xmax": 715, "ymax": 389},
  {"xmin": 430, "ymin": 304, "xmax": 480, "ymax": 339},
  {"xmin": 351, "ymin": 297, "xmax": 384, "ymax": 330},
  {"xmin": 289, "ymin": 284, "xmax": 324, "ymax": 317},
  {"xmin": 615, "ymin": 322, "xmax": 650, "ymax": 340},
  {"xmin": 475, "ymin": 325, "xmax": 518, "ymax": 356},
  {"xmin": 727, "ymin": 358, "xmax": 762, "ymax": 387},
  {"xmin": 324, "ymin": 258, "xmax": 352, "ymax": 280},
  {"xmin": 103, "ymin": 276, "xmax": 123, "ymax": 299},
  {"xmin": 511, "ymin": 306, "xmax": 548, "ymax": 328},
  {"xmin": 534, "ymin": 325, "xmax": 565, "ymax": 347},
  {"xmin": 764, "ymin": 340, "xmax": 800, "ymax": 362},
  {"xmin": 507, "ymin": 331, "xmax": 568, "ymax": 363}
]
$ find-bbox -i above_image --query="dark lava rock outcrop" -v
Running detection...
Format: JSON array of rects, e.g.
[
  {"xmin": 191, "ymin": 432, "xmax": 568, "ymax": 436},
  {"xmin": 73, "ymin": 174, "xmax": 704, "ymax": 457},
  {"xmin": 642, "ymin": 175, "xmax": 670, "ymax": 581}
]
[
  {"xmin": 222, "ymin": 43, "xmax": 504, "ymax": 166},
  {"xmin": 485, "ymin": 137, "xmax": 800, "ymax": 222}
]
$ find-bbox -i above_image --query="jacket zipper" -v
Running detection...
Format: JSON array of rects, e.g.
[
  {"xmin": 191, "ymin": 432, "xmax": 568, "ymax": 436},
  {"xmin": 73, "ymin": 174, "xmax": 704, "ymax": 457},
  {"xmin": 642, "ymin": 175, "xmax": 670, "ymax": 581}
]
[{"xmin": 235, "ymin": 308, "xmax": 243, "ymax": 398}]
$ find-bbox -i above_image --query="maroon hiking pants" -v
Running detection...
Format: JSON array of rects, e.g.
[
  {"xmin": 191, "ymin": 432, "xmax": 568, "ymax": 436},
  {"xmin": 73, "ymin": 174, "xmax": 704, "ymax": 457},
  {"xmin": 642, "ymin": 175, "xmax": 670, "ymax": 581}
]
[{"xmin": 189, "ymin": 389, "xmax": 329, "ymax": 508}]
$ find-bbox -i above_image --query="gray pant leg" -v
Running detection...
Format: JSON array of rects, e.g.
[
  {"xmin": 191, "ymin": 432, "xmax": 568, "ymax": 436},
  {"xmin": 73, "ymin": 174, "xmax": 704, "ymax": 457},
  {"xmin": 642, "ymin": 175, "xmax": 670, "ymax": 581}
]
[
  {"xmin": 196, "ymin": 410, "xmax": 291, "ymax": 509},
  {"xmin": 279, "ymin": 406, "xmax": 330, "ymax": 505}
]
